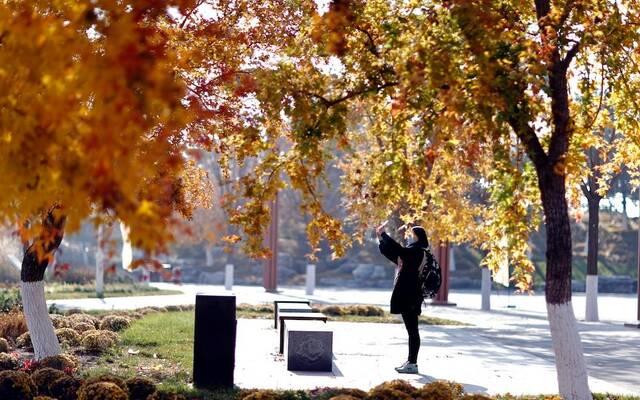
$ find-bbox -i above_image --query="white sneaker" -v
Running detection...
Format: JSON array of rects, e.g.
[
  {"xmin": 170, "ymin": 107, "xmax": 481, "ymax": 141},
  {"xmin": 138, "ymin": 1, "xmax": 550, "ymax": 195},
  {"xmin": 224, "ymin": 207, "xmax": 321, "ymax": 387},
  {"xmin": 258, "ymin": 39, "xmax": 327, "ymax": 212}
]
[
  {"xmin": 395, "ymin": 362, "xmax": 419, "ymax": 374},
  {"xmin": 394, "ymin": 361, "xmax": 409, "ymax": 372}
]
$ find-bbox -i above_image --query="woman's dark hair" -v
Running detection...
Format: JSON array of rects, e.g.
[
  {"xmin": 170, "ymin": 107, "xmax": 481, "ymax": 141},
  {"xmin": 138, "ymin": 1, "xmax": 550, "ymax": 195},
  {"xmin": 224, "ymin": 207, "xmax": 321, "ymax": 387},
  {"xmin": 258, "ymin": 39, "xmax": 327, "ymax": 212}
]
[{"xmin": 411, "ymin": 226, "xmax": 429, "ymax": 247}]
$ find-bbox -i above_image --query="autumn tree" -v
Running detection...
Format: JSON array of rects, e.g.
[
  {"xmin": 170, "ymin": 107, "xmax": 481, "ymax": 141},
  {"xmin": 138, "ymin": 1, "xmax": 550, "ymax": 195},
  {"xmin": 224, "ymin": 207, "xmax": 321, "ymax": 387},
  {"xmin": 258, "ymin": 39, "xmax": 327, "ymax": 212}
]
[
  {"xmin": 578, "ymin": 125, "xmax": 618, "ymax": 322},
  {"xmin": 0, "ymin": 0, "xmax": 305, "ymax": 359},
  {"xmin": 207, "ymin": 1, "xmax": 640, "ymax": 398},
  {"xmin": 0, "ymin": 0, "xmax": 206, "ymax": 359}
]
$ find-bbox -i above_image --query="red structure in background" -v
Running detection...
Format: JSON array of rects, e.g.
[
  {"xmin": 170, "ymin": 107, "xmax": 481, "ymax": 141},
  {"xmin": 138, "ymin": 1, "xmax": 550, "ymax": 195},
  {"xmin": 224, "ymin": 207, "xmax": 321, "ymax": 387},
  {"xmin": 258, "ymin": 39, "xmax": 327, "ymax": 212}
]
[
  {"xmin": 263, "ymin": 195, "xmax": 278, "ymax": 293},
  {"xmin": 432, "ymin": 241, "xmax": 457, "ymax": 306}
]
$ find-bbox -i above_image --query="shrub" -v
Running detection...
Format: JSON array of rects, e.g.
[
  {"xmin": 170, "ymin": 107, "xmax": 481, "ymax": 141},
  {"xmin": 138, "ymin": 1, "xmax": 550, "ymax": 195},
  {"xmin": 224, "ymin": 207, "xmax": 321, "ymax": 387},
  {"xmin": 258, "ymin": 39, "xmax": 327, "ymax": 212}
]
[
  {"xmin": 0, "ymin": 337, "xmax": 9, "ymax": 353},
  {"xmin": 349, "ymin": 305, "xmax": 385, "ymax": 317},
  {"xmin": 310, "ymin": 388, "xmax": 367, "ymax": 400},
  {"xmin": 320, "ymin": 305, "xmax": 345, "ymax": 316},
  {"xmin": 147, "ymin": 392, "xmax": 187, "ymax": 400},
  {"xmin": 67, "ymin": 314, "xmax": 99, "ymax": 329},
  {"xmin": 77, "ymin": 382, "xmax": 128, "ymax": 400},
  {"xmin": 15, "ymin": 332, "xmax": 32, "ymax": 349},
  {"xmin": 137, "ymin": 307, "xmax": 156, "ymax": 315},
  {"xmin": 0, "ymin": 370, "xmax": 37, "ymax": 400},
  {"xmin": 0, "ymin": 311, "xmax": 28, "ymax": 342},
  {"xmin": 0, "ymin": 288, "xmax": 22, "ymax": 313},
  {"xmin": 126, "ymin": 376, "xmax": 156, "ymax": 400},
  {"xmin": 48, "ymin": 303, "xmax": 62, "ymax": 315},
  {"xmin": 165, "ymin": 305, "xmax": 181, "ymax": 312},
  {"xmin": 254, "ymin": 304, "xmax": 274, "ymax": 313},
  {"xmin": 130, "ymin": 311, "xmax": 143, "ymax": 319},
  {"xmin": 99, "ymin": 315, "xmax": 131, "ymax": 332},
  {"xmin": 50, "ymin": 314, "xmax": 71, "ymax": 329},
  {"xmin": 39, "ymin": 354, "xmax": 79, "ymax": 372},
  {"xmin": 31, "ymin": 367, "xmax": 65, "ymax": 396},
  {"xmin": 81, "ymin": 330, "xmax": 118, "ymax": 353},
  {"xmin": 49, "ymin": 376, "xmax": 83, "ymax": 400},
  {"xmin": 329, "ymin": 396, "xmax": 360, "ymax": 400},
  {"xmin": 368, "ymin": 380, "xmax": 416, "ymax": 400},
  {"xmin": 55, "ymin": 328, "xmax": 81, "ymax": 346},
  {"xmin": 34, "ymin": 396, "xmax": 57, "ymax": 400},
  {"xmin": 83, "ymin": 374, "xmax": 127, "ymax": 392},
  {"xmin": 0, "ymin": 353, "xmax": 19, "ymax": 371},
  {"xmin": 72, "ymin": 322, "xmax": 95, "ymax": 334},
  {"xmin": 238, "ymin": 390, "xmax": 280, "ymax": 400},
  {"xmin": 461, "ymin": 395, "xmax": 493, "ymax": 400},
  {"xmin": 415, "ymin": 381, "xmax": 465, "ymax": 400}
]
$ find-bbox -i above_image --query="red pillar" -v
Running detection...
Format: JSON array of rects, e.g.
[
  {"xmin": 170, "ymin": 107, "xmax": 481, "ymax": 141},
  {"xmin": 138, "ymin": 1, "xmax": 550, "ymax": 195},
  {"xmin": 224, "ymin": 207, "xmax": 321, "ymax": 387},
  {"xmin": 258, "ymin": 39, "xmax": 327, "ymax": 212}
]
[
  {"xmin": 432, "ymin": 241, "xmax": 457, "ymax": 306},
  {"xmin": 263, "ymin": 195, "xmax": 278, "ymax": 293}
]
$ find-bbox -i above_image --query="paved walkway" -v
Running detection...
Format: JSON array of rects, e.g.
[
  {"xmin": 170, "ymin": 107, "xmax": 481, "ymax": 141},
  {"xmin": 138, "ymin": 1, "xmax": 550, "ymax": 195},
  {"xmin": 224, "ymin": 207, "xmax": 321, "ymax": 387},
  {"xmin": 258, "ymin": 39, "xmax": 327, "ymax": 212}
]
[
  {"xmin": 47, "ymin": 284, "xmax": 640, "ymax": 395},
  {"xmin": 235, "ymin": 319, "xmax": 633, "ymax": 396}
]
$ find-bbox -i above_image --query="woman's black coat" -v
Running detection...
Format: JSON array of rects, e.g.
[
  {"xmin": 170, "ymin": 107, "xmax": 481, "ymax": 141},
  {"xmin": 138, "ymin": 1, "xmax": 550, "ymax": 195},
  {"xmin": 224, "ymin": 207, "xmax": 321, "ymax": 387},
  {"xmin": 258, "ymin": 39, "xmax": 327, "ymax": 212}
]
[{"xmin": 378, "ymin": 232, "xmax": 425, "ymax": 315}]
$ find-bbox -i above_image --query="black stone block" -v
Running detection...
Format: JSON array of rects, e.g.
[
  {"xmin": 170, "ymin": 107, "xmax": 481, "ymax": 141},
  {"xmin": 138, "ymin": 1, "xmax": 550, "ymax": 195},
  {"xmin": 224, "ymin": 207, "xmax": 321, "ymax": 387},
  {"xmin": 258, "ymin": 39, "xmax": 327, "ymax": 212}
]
[
  {"xmin": 286, "ymin": 322, "xmax": 333, "ymax": 372},
  {"xmin": 193, "ymin": 294, "xmax": 236, "ymax": 389}
]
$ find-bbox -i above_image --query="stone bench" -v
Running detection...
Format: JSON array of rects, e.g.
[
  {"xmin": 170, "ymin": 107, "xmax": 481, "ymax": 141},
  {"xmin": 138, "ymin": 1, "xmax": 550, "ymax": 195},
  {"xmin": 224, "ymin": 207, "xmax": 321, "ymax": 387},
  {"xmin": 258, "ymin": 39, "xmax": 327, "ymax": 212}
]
[
  {"xmin": 273, "ymin": 300, "xmax": 312, "ymax": 329},
  {"xmin": 278, "ymin": 312, "xmax": 327, "ymax": 354},
  {"xmin": 285, "ymin": 320, "xmax": 333, "ymax": 372}
]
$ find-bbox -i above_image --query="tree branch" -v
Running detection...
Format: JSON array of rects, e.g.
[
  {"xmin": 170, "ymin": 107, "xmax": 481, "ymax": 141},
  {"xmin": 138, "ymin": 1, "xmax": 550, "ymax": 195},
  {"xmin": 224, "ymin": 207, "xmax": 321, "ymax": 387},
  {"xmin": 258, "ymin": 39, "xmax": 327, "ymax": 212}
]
[
  {"xmin": 509, "ymin": 118, "xmax": 548, "ymax": 169},
  {"xmin": 354, "ymin": 26, "xmax": 380, "ymax": 57},
  {"xmin": 560, "ymin": 35, "xmax": 584, "ymax": 69},
  {"xmin": 298, "ymin": 81, "xmax": 398, "ymax": 108}
]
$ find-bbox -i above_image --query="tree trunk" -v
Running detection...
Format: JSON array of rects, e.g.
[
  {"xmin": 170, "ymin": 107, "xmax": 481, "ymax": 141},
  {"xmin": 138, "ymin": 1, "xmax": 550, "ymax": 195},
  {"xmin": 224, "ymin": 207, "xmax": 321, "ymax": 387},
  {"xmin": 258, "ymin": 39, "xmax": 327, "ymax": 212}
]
[
  {"xmin": 96, "ymin": 225, "xmax": 105, "ymax": 298},
  {"xmin": 585, "ymin": 197, "xmax": 600, "ymax": 322},
  {"xmin": 20, "ymin": 281, "xmax": 61, "ymax": 359},
  {"xmin": 538, "ymin": 167, "xmax": 591, "ymax": 399},
  {"xmin": 621, "ymin": 193, "xmax": 629, "ymax": 230},
  {"xmin": 82, "ymin": 240, "xmax": 90, "ymax": 266},
  {"xmin": 20, "ymin": 211, "xmax": 65, "ymax": 360},
  {"xmin": 205, "ymin": 244, "xmax": 214, "ymax": 267}
]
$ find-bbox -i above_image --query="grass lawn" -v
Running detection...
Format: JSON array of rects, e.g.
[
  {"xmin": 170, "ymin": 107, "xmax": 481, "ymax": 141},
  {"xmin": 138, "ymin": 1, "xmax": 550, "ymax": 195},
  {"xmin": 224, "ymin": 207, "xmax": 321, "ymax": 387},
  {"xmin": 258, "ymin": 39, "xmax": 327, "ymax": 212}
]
[
  {"xmin": 44, "ymin": 282, "xmax": 182, "ymax": 300},
  {"xmin": 237, "ymin": 304, "xmax": 468, "ymax": 326},
  {"xmin": 86, "ymin": 311, "xmax": 197, "ymax": 395}
]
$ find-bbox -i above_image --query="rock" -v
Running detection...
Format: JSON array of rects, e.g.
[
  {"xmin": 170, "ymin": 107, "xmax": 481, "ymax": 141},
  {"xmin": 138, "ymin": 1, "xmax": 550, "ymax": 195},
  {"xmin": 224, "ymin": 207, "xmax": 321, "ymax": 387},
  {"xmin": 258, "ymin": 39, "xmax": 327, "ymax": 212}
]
[
  {"xmin": 335, "ymin": 262, "xmax": 358, "ymax": 275},
  {"xmin": 353, "ymin": 264, "xmax": 390, "ymax": 282}
]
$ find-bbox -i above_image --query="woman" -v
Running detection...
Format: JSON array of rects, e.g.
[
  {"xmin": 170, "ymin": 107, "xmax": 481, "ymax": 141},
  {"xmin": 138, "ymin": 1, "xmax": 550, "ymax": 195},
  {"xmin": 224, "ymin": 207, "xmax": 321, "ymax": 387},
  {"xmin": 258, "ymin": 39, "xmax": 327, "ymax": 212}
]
[{"xmin": 376, "ymin": 222, "xmax": 429, "ymax": 374}]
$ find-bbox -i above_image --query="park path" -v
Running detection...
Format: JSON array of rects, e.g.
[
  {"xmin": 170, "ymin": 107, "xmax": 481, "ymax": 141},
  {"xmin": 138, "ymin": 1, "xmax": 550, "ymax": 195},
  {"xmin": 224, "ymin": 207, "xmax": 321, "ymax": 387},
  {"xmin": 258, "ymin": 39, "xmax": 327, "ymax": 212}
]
[{"xmin": 47, "ymin": 283, "xmax": 640, "ymax": 395}]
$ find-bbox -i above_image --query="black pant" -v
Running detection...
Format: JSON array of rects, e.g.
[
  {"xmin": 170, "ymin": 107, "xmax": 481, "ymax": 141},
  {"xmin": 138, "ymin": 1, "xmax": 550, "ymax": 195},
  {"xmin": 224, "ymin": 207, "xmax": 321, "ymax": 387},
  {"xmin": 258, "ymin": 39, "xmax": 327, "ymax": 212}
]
[{"xmin": 401, "ymin": 312, "xmax": 420, "ymax": 364}]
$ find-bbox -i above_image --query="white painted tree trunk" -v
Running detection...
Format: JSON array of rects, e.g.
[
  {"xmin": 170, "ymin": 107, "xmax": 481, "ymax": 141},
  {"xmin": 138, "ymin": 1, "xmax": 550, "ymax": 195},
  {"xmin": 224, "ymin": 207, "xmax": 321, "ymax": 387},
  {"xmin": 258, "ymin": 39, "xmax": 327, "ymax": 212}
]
[
  {"xmin": 82, "ymin": 242, "xmax": 89, "ymax": 266},
  {"xmin": 547, "ymin": 302, "xmax": 592, "ymax": 400},
  {"xmin": 481, "ymin": 267, "xmax": 491, "ymax": 311},
  {"xmin": 224, "ymin": 264, "xmax": 234, "ymax": 290},
  {"xmin": 585, "ymin": 275, "xmax": 599, "ymax": 322},
  {"xmin": 205, "ymin": 244, "xmax": 215, "ymax": 267},
  {"xmin": 306, "ymin": 264, "xmax": 316, "ymax": 295},
  {"xmin": 96, "ymin": 225, "xmax": 104, "ymax": 298},
  {"xmin": 20, "ymin": 281, "xmax": 61, "ymax": 359},
  {"xmin": 449, "ymin": 245, "xmax": 456, "ymax": 271}
]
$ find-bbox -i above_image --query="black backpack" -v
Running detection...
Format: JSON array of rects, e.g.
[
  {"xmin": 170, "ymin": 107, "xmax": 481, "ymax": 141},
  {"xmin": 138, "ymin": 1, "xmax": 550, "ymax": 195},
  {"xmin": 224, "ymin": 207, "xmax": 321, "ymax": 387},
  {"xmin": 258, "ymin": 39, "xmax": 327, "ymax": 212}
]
[{"xmin": 418, "ymin": 248, "xmax": 441, "ymax": 299}]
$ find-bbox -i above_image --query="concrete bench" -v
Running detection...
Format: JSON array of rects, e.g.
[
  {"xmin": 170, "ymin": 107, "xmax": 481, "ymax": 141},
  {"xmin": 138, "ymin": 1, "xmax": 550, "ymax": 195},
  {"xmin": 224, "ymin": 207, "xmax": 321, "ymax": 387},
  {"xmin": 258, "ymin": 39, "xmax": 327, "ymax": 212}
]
[
  {"xmin": 285, "ymin": 320, "xmax": 333, "ymax": 372},
  {"xmin": 274, "ymin": 302, "xmax": 313, "ymax": 329},
  {"xmin": 278, "ymin": 312, "xmax": 327, "ymax": 354},
  {"xmin": 273, "ymin": 300, "xmax": 311, "ymax": 329}
]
